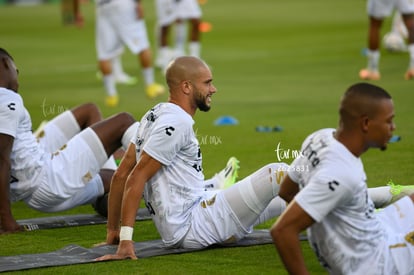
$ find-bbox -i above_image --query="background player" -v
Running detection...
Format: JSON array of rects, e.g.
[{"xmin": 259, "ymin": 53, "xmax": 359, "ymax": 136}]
[
  {"xmin": 359, "ymin": 0, "xmax": 414, "ymax": 80},
  {"xmin": 76, "ymin": 0, "xmax": 165, "ymax": 107}
]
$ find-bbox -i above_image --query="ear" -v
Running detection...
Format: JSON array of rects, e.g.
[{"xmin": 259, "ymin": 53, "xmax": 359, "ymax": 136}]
[
  {"xmin": 361, "ymin": 115, "xmax": 370, "ymax": 133},
  {"xmin": 1, "ymin": 57, "xmax": 10, "ymax": 70},
  {"xmin": 181, "ymin": 80, "xmax": 192, "ymax": 95}
]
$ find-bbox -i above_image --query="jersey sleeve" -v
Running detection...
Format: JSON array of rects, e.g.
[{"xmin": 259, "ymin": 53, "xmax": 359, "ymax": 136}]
[
  {"xmin": 295, "ymin": 169, "xmax": 353, "ymax": 222},
  {"xmin": 143, "ymin": 118, "xmax": 190, "ymax": 166},
  {"xmin": 0, "ymin": 93, "xmax": 22, "ymax": 138}
]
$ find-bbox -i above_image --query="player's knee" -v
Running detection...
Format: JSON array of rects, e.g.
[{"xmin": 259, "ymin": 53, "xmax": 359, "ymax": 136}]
[
  {"xmin": 99, "ymin": 168, "xmax": 115, "ymax": 193},
  {"xmin": 115, "ymin": 112, "xmax": 135, "ymax": 128}
]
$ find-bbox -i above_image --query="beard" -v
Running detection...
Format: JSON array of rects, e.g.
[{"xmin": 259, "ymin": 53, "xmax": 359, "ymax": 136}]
[{"xmin": 195, "ymin": 91, "xmax": 211, "ymax": 112}]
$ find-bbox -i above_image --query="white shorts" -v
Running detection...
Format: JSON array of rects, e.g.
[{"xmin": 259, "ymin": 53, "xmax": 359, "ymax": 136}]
[
  {"xmin": 378, "ymin": 196, "xmax": 414, "ymax": 274},
  {"xmin": 155, "ymin": 0, "xmax": 176, "ymax": 26},
  {"xmin": 182, "ymin": 191, "xmax": 251, "ymax": 249},
  {"xmin": 26, "ymin": 127, "xmax": 107, "ymax": 212},
  {"xmin": 95, "ymin": 0, "xmax": 150, "ymax": 60},
  {"xmin": 155, "ymin": 0, "xmax": 202, "ymax": 26},
  {"xmin": 176, "ymin": 0, "xmax": 202, "ymax": 20},
  {"xmin": 37, "ymin": 110, "xmax": 80, "ymax": 153},
  {"xmin": 367, "ymin": 0, "xmax": 414, "ymax": 18}
]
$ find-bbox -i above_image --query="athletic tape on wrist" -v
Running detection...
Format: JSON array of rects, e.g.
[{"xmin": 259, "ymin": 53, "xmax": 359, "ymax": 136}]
[{"xmin": 119, "ymin": 226, "xmax": 134, "ymax": 241}]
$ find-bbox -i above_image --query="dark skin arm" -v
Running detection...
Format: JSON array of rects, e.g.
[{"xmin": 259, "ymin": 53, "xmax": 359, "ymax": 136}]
[
  {"xmin": 278, "ymin": 175, "xmax": 300, "ymax": 204},
  {"xmin": 96, "ymin": 151, "xmax": 162, "ymax": 261},
  {"xmin": 271, "ymin": 174, "xmax": 315, "ymax": 274},
  {"xmin": 0, "ymin": 133, "xmax": 21, "ymax": 234},
  {"xmin": 271, "ymin": 200, "xmax": 315, "ymax": 274}
]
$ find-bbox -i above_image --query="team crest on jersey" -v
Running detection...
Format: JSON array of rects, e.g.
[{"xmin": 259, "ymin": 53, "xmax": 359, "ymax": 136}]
[
  {"xmin": 7, "ymin": 102, "xmax": 16, "ymax": 111},
  {"xmin": 165, "ymin": 126, "xmax": 175, "ymax": 136}
]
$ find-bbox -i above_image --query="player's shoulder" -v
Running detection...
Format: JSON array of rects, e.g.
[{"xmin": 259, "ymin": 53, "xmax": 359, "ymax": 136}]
[
  {"xmin": 300, "ymin": 128, "xmax": 335, "ymax": 151},
  {"xmin": 0, "ymin": 87, "xmax": 22, "ymax": 101},
  {"xmin": 0, "ymin": 88, "xmax": 23, "ymax": 112},
  {"xmin": 158, "ymin": 102, "xmax": 194, "ymax": 127},
  {"xmin": 307, "ymin": 128, "xmax": 335, "ymax": 141}
]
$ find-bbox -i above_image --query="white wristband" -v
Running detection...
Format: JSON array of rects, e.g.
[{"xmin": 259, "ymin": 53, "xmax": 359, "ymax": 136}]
[{"xmin": 119, "ymin": 226, "xmax": 134, "ymax": 241}]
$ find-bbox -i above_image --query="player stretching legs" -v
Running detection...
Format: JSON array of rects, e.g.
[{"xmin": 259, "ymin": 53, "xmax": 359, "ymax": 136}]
[{"xmin": 0, "ymin": 48, "xmax": 140, "ymax": 233}]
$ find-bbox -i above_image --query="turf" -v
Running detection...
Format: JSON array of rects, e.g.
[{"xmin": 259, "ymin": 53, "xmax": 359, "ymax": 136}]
[{"xmin": 0, "ymin": 0, "xmax": 413, "ymax": 274}]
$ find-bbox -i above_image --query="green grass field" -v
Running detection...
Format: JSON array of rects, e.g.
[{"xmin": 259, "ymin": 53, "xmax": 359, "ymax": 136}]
[{"xmin": 1, "ymin": 0, "xmax": 413, "ymax": 273}]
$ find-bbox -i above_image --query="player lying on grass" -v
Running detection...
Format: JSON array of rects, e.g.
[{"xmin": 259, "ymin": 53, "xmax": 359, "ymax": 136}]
[
  {"xmin": 95, "ymin": 57, "xmax": 414, "ymax": 261},
  {"xmin": 272, "ymin": 82, "xmax": 414, "ymax": 274}
]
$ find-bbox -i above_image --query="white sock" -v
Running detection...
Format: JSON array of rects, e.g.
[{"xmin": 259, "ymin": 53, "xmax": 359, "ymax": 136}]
[
  {"xmin": 253, "ymin": 197, "xmax": 287, "ymax": 226},
  {"xmin": 156, "ymin": 47, "xmax": 170, "ymax": 66},
  {"xmin": 121, "ymin": 122, "xmax": 140, "ymax": 150},
  {"xmin": 175, "ymin": 21, "xmax": 187, "ymax": 55},
  {"xmin": 408, "ymin": 44, "xmax": 414, "ymax": 69},
  {"xmin": 391, "ymin": 12, "xmax": 408, "ymax": 38},
  {"xmin": 367, "ymin": 49, "xmax": 380, "ymax": 71},
  {"xmin": 103, "ymin": 74, "xmax": 117, "ymax": 96},
  {"xmin": 368, "ymin": 186, "xmax": 392, "ymax": 208},
  {"xmin": 142, "ymin": 67, "xmax": 154, "ymax": 86},
  {"xmin": 222, "ymin": 163, "xmax": 284, "ymax": 229},
  {"xmin": 102, "ymin": 155, "xmax": 117, "ymax": 170},
  {"xmin": 189, "ymin": 42, "xmax": 200, "ymax": 58},
  {"xmin": 112, "ymin": 56, "xmax": 125, "ymax": 78}
]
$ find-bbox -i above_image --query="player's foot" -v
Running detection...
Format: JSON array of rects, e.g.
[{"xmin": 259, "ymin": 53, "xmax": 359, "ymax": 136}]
[
  {"xmin": 146, "ymin": 83, "xmax": 165, "ymax": 99},
  {"xmin": 216, "ymin": 157, "xmax": 240, "ymax": 189},
  {"xmin": 115, "ymin": 73, "xmax": 138, "ymax": 85},
  {"xmin": 96, "ymin": 71, "xmax": 138, "ymax": 85},
  {"xmin": 359, "ymin": 69, "xmax": 381, "ymax": 80},
  {"xmin": 388, "ymin": 180, "xmax": 414, "ymax": 204},
  {"xmin": 105, "ymin": 95, "xmax": 119, "ymax": 107},
  {"xmin": 404, "ymin": 68, "xmax": 414, "ymax": 80}
]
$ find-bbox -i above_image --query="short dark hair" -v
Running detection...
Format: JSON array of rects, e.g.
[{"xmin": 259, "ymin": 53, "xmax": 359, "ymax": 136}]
[
  {"xmin": 344, "ymin": 82, "xmax": 391, "ymax": 101},
  {"xmin": 339, "ymin": 82, "xmax": 392, "ymax": 122},
  {"xmin": 0, "ymin": 48, "xmax": 13, "ymax": 60}
]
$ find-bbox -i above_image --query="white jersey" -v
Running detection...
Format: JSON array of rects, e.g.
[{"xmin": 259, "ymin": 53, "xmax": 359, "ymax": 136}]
[
  {"xmin": 135, "ymin": 103, "xmax": 206, "ymax": 247},
  {"xmin": 0, "ymin": 88, "xmax": 46, "ymax": 201},
  {"xmin": 0, "ymin": 88, "xmax": 107, "ymax": 211},
  {"xmin": 289, "ymin": 128, "xmax": 388, "ymax": 274}
]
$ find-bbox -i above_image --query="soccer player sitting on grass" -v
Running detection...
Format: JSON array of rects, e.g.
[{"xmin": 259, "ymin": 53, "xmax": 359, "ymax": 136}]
[
  {"xmin": 272, "ymin": 83, "xmax": 414, "ymax": 274},
  {"xmin": 0, "ymin": 47, "xmax": 142, "ymax": 234},
  {"xmin": 94, "ymin": 57, "xmax": 413, "ymax": 261},
  {"xmin": 96, "ymin": 56, "xmax": 291, "ymax": 260}
]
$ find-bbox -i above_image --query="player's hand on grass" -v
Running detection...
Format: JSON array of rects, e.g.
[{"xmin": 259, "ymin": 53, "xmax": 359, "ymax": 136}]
[{"xmin": 95, "ymin": 240, "xmax": 137, "ymax": 261}]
